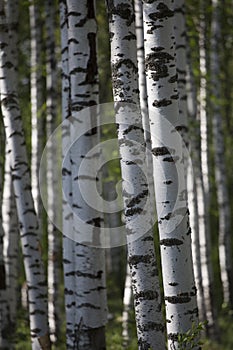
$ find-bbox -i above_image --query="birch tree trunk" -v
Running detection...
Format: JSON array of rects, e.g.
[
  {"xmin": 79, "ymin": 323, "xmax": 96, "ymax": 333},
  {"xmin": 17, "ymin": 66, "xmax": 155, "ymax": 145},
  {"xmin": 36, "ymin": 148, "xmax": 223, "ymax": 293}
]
[
  {"xmin": 45, "ymin": 1, "xmax": 60, "ymax": 343},
  {"xmin": 134, "ymin": 0, "xmax": 156, "ymax": 214},
  {"xmin": 1, "ymin": 0, "xmax": 19, "ymax": 345},
  {"xmin": 210, "ymin": 0, "xmax": 233, "ymax": 308},
  {"xmin": 29, "ymin": 0, "xmax": 44, "ymax": 229},
  {"xmin": 107, "ymin": 1, "xmax": 166, "ymax": 348},
  {"xmin": 2, "ymin": 141, "xmax": 19, "ymax": 334},
  {"xmin": 67, "ymin": 1, "xmax": 108, "ymax": 348},
  {"xmin": 186, "ymin": 56, "xmax": 207, "ymax": 326},
  {"xmin": 198, "ymin": 1, "xmax": 215, "ymax": 331},
  {"xmin": 122, "ymin": 263, "xmax": 132, "ymax": 348},
  {"xmin": 59, "ymin": 1, "xmax": 76, "ymax": 348},
  {"xmin": 142, "ymin": 1, "xmax": 198, "ymax": 348},
  {"xmin": 0, "ymin": 4, "xmax": 50, "ymax": 348}
]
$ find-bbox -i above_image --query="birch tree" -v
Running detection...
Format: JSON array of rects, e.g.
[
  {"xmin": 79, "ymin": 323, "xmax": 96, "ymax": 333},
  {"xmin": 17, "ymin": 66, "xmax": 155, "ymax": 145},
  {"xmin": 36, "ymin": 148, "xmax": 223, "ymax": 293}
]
[
  {"xmin": 29, "ymin": 0, "xmax": 44, "ymax": 227},
  {"xmin": 107, "ymin": 0, "xmax": 166, "ymax": 348},
  {"xmin": 66, "ymin": 1, "xmax": 108, "ymax": 348},
  {"xmin": 210, "ymin": 0, "xmax": 233, "ymax": 308},
  {"xmin": 0, "ymin": 4, "xmax": 50, "ymax": 348},
  {"xmin": 198, "ymin": 1, "xmax": 215, "ymax": 330},
  {"xmin": 45, "ymin": 1, "xmax": 60, "ymax": 343},
  {"xmin": 142, "ymin": 1, "xmax": 198, "ymax": 347}
]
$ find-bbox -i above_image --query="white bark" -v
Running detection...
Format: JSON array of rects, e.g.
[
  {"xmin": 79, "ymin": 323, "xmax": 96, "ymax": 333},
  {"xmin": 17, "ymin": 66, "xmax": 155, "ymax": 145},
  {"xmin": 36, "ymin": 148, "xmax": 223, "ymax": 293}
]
[
  {"xmin": 122, "ymin": 263, "xmax": 132, "ymax": 348},
  {"xmin": 2, "ymin": 141, "xmax": 19, "ymax": 331},
  {"xmin": 186, "ymin": 59, "xmax": 207, "ymax": 325},
  {"xmin": 134, "ymin": 0, "xmax": 156, "ymax": 214},
  {"xmin": 107, "ymin": 1, "xmax": 166, "ymax": 348},
  {"xmin": 198, "ymin": 2, "xmax": 215, "ymax": 331},
  {"xmin": 210, "ymin": 0, "xmax": 233, "ymax": 308},
  {"xmin": 29, "ymin": 0, "xmax": 43, "ymax": 229},
  {"xmin": 0, "ymin": 5, "xmax": 50, "ymax": 348},
  {"xmin": 45, "ymin": 1, "xmax": 60, "ymax": 343},
  {"xmin": 59, "ymin": 1, "xmax": 76, "ymax": 348},
  {"xmin": 142, "ymin": 1, "xmax": 198, "ymax": 348},
  {"xmin": 67, "ymin": 1, "xmax": 108, "ymax": 348}
]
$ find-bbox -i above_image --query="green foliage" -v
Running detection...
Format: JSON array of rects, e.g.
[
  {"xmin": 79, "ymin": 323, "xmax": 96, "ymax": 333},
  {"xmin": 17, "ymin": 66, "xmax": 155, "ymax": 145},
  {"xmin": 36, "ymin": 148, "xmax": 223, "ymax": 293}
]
[{"xmin": 176, "ymin": 322, "xmax": 206, "ymax": 350}]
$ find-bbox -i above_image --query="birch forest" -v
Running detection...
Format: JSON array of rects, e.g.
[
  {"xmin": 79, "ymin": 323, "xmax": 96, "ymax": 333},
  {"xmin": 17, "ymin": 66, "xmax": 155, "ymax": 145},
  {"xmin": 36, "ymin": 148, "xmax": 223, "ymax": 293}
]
[{"xmin": 0, "ymin": 0, "xmax": 233, "ymax": 349}]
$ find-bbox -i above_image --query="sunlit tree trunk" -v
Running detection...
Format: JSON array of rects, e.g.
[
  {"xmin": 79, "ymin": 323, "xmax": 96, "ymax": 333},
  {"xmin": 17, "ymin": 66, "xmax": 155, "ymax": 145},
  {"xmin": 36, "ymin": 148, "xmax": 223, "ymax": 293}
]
[
  {"xmin": 45, "ymin": 1, "xmax": 60, "ymax": 343},
  {"xmin": 0, "ymin": 4, "xmax": 50, "ymax": 348},
  {"xmin": 107, "ymin": 1, "xmax": 166, "ymax": 348},
  {"xmin": 198, "ymin": 1, "xmax": 215, "ymax": 331},
  {"xmin": 67, "ymin": 1, "xmax": 108, "ymax": 348},
  {"xmin": 210, "ymin": 0, "xmax": 233, "ymax": 308},
  {"xmin": 122, "ymin": 263, "xmax": 132, "ymax": 348},
  {"xmin": 142, "ymin": 1, "xmax": 198, "ymax": 348},
  {"xmin": 29, "ymin": 0, "xmax": 43, "ymax": 230},
  {"xmin": 186, "ymin": 56, "xmax": 207, "ymax": 326}
]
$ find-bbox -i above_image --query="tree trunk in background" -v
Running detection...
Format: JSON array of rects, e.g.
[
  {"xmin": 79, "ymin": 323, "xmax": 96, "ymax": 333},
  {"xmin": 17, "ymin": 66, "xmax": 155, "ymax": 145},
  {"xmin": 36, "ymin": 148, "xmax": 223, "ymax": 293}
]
[
  {"xmin": 198, "ymin": 1, "xmax": 215, "ymax": 332},
  {"xmin": 186, "ymin": 55, "xmax": 207, "ymax": 326},
  {"xmin": 29, "ymin": 0, "xmax": 44, "ymax": 230},
  {"xmin": 142, "ymin": 1, "xmax": 198, "ymax": 348},
  {"xmin": 0, "ymin": 4, "xmax": 51, "ymax": 348},
  {"xmin": 45, "ymin": 1, "xmax": 60, "ymax": 343},
  {"xmin": 2, "ymin": 142, "xmax": 19, "ymax": 334},
  {"xmin": 59, "ymin": 1, "xmax": 76, "ymax": 348},
  {"xmin": 0, "ymin": 135, "xmax": 9, "ymax": 349},
  {"xmin": 210, "ymin": 0, "xmax": 233, "ymax": 309},
  {"xmin": 122, "ymin": 263, "xmax": 132, "ymax": 348},
  {"xmin": 107, "ymin": 1, "xmax": 166, "ymax": 348},
  {"xmin": 67, "ymin": 1, "xmax": 108, "ymax": 348},
  {"xmin": 134, "ymin": 0, "xmax": 156, "ymax": 214}
]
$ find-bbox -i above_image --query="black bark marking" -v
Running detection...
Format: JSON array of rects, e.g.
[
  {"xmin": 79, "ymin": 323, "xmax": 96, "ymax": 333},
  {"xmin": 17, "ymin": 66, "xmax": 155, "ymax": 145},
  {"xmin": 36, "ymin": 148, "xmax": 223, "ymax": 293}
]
[
  {"xmin": 138, "ymin": 321, "xmax": 165, "ymax": 333},
  {"xmin": 123, "ymin": 124, "xmax": 143, "ymax": 135},
  {"xmin": 62, "ymin": 167, "xmax": 71, "ymax": 176},
  {"xmin": 163, "ymin": 156, "xmax": 179, "ymax": 162},
  {"xmin": 163, "ymin": 180, "xmax": 173, "ymax": 184},
  {"xmin": 148, "ymin": 3, "xmax": 173, "ymax": 20},
  {"xmin": 134, "ymin": 290, "xmax": 158, "ymax": 300},
  {"xmin": 75, "ymin": 270, "xmax": 103, "ymax": 279},
  {"xmin": 168, "ymin": 74, "xmax": 178, "ymax": 83},
  {"xmin": 123, "ymin": 32, "xmax": 136, "ymax": 41},
  {"xmin": 107, "ymin": 1, "xmax": 134, "ymax": 26},
  {"xmin": 153, "ymin": 98, "xmax": 172, "ymax": 107},
  {"xmin": 165, "ymin": 295, "xmax": 191, "ymax": 304},
  {"xmin": 128, "ymin": 254, "xmax": 152, "ymax": 265},
  {"xmin": 169, "ymin": 282, "xmax": 178, "ymax": 286},
  {"xmin": 126, "ymin": 190, "xmax": 148, "ymax": 208},
  {"xmin": 152, "ymin": 146, "xmax": 169, "ymax": 156},
  {"xmin": 145, "ymin": 51, "xmax": 173, "ymax": 81},
  {"xmin": 78, "ymin": 303, "xmax": 100, "ymax": 310},
  {"xmin": 160, "ymin": 238, "xmax": 183, "ymax": 246},
  {"xmin": 125, "ymin": 207, "xmax": 143, "ymax": 217}
]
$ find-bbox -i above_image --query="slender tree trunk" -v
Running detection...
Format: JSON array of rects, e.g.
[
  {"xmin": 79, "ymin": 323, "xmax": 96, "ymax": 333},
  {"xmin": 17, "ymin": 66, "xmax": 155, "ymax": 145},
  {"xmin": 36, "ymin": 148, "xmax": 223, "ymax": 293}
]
[
  {"xmin": 59, "ymin": 1, "xmax": 76, "ymax": 348},
  {"xmin": 0, "ymin": 5, "xmax": 50, "ymax": 348},
  {"xmin": 2, "ymin": 141, "xmax": 19, "ymax": 333},
  {"xmin": 142, "ymin": 1, "xmax": 199, "ymax": 348},
  {"xmin": 45, "ymin": 1, "xmax": 60, "ymax": 343},
  {"xmin": 198, "ymin": 1, "xmax": 215, "ymax": 331},
  {"xmin": 29, "ymin": 0, "xmax": 44, "ymax": 229},
  {"xmin": 186, "ymin": 56, "xmax": 207, "ymax": 326},
  {"xmin": 66, "ymin": 1, "xmax": 108, "ymax": 348},
  {"xmin": 210, "ymin": 0, "xmax": 233, "ymax": 308},
  {"xmin": 134, "ymin": 0, "xmax": 156, "ymax": 214},
  {"xmin": 122, "ymin": 263, "xmax": 132, "ymax": 348},
  {"xmin": 107, "ymin": 1, "xmax": 166, "ymax": 348}
]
